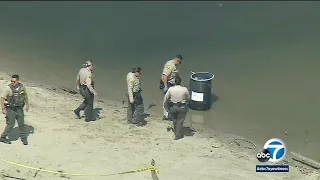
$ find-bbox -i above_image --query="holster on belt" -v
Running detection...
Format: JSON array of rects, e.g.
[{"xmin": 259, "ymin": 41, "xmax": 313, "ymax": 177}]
[
  {"xmin": 159, "ymin": 79, "xmax": 174, "ymax": 89},
  {"xmin": 159, "ymin": 79, "xmax": 164, "ymax": 89},
  {"xmin": 81, "ymin": 85, "xmax": 87, "ymax": 89},
  {"xmin": 81, "ymin": 82, "xmax": 94, "ymax": 89},
  {"xmin": 133, "ymin": 90, "xmax": 143, "ymax": 104}
]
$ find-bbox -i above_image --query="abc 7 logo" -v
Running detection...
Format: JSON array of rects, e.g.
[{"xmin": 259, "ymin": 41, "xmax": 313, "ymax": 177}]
[{"xmin": 256, "ymin": 138, "xmax": 286, "ymax": 163}]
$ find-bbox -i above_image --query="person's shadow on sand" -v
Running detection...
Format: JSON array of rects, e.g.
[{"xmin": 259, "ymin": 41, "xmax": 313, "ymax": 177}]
[
  {"xmin": 138, "ymin": 113, "xmax": 150, "ymax": 126},
  {"xmin": 78, "ymin": 107, "xmax": 103, "ymax": 121},
  {"xmin": 8, "ymin": 124, "xmax": 34, "ymax": 141},
  {"xmin": 93, "ymin": 107, "xmax": 103, "ymax": 120},
  {"xmin": 183, "ymin": 127, "xmax": 196, "ymax": 136},
  {"xmin": 166, "ymin": 126, "xmax": 196, "ymax": 137},
  {"xmin": 141, "ymin": 113, "xmax": 150, "ymax": 120}
]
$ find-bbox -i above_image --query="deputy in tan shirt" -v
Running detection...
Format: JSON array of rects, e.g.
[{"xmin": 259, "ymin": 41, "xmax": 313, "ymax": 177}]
[
  {"xmin": 163, "ymin": 76, "xmax": 190, "ymax": 140},
  {"xmin": 160, "ymin": 54, "xmax": 183, "ymax": 120},
  {"xmin": 74, "ymin": 60, "xmax": 97, "ymax": 122},
  {"xmin": 126, "ymin": 66, "xmax": 144, "ymax": 126},
  {"xmin": 160, "ymin": 54, "xmax": 183, "ymax": 93}
]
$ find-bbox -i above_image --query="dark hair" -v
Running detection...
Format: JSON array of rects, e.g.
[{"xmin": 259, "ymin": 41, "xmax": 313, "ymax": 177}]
[
  {"xmin": 132, "ymin": 66, "xmax": 142, "ymax": 73},
  {"xmin": 11, "ymin": 74, "xmax": 19, "ymax": 80},
  {"xmin": 176, "ymin": 54, "xmax": 183, "ymax": 60},
  {"xmin": 175, "ymin": 76, "xmax": 182, "ymax": 85}
]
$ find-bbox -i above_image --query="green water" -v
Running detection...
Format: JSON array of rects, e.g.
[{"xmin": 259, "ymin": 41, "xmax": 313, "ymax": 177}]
[{"xmin": 0, "ymin": 1, "xmax": 320, "ymax": 160}]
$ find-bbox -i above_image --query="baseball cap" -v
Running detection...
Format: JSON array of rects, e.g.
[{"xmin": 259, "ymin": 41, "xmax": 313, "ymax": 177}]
[
  {"xmin": 176, "ymin": 54, "xmax": 183, "ymax": 61},
  {"xmin": 84, "ymin": 60, "xmax": 93, "ymax": 66}
]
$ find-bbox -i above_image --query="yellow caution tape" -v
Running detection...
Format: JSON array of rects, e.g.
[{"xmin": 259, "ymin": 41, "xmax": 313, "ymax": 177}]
[{"xmin": 1, "ymin": 158, "xmax": 159, "ymax": 177}]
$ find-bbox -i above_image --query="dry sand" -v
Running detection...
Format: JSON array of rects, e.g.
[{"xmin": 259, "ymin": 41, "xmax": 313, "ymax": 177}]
[{"xmin": 0, "ymin": 72, "xmax": 318, "ymax": 180}]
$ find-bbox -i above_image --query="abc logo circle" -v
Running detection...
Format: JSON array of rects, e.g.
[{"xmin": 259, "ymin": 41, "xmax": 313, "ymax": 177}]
[
  {"xmin": 257, "ymin": 138, "xmax": 286, "ymax": 163},
  {"xmin": 256, "ymin": 149, "xmax": 271, "ymax": 162}
]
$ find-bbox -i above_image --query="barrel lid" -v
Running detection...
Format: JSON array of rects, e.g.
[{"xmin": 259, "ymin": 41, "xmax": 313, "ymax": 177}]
[{"xmin": 190, "ymin": 72, "xmax": 214, "ymax": 82}]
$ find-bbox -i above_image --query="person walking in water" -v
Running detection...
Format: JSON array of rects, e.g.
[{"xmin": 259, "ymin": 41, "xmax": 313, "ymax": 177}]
[
  {"xmin": 74, "ymin": 60, "xmax": 97, "ymax": 122},
  {"xmin": 160, "ymin": 54, "xmax": 183, "ymax": 120},
  {"xmin": 163, "ymin": 76, "xmax": 190, "ymax": 140},
  {"xmin": 126, "ymin": 66, "xmax": 144, "ymax": 126}
]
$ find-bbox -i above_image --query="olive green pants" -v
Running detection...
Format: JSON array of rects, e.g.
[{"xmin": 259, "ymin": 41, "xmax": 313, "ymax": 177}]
[
  {"xmin": 126, "ymin": 92, "xmax": 144, "ymax": 124},
  {"xmin": 77, "ymin": 86, "xmax": 94, "ymax": 121},
  {"xmin": 1, "ymin": 107, "xmax": 26, "ymax": 140},
  {"xmin": 169, "ymin": 104, "xmax": 188, "ymax": 138}
]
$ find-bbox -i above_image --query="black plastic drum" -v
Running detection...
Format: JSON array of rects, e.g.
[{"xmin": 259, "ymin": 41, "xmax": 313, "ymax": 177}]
[{"xmin": 189, "ymin": 72, "xmax": 214, "ymax": 111}]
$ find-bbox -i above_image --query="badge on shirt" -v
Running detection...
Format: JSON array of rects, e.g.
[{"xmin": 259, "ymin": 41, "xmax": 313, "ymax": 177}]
[
  {"xmin": 166, "ymin": 65, "xmax": 171, "ymax": 70},
  {"xmin": 129, "ymin": 80, "xmax": 134, "ymax": 87}
]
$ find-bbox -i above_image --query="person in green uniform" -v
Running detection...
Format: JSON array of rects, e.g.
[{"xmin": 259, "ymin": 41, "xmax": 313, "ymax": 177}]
[{"xmin": 0, "ymin": 74, "xmax": 29, "ymax": 145}]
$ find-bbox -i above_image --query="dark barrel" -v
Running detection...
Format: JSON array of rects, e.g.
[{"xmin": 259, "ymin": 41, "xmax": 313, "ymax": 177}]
[{"xmin": 189, "ymin": 72, "xmax": 214, "ymax": 111}]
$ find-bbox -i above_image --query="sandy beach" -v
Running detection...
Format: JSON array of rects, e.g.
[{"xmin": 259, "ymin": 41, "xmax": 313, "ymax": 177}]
[{"xmin": 0, "ymin": 72, "xmax": 318, "ymax": 180}]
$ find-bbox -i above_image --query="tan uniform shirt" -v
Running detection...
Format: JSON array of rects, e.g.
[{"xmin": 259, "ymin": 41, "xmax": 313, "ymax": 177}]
[
  {"xmin": 162, "ymin": 60, "xmax": 179, "ymax": 85},
  {"xmin": 163, "ymin": 85, "xmax": 190, "ymax": 104},
  {"xmin": 1, "ymin": 84, "xmax": 27, "ymax": 98},
  {"xmin": 76, "ymin": 67, "xmax": 96, "ymax": 94},
  {"xmin": 126, "ymin": 72, "xmax": 141, "ymax": 102}
]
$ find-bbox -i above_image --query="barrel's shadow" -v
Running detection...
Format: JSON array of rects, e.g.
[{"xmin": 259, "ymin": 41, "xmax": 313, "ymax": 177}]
[{"xmin": 211, "ymin": 93, "xmax": 219, "ymax": 105}]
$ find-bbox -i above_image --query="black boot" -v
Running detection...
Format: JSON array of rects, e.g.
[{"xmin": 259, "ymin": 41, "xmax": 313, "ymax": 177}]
[
  {"xmin": 0, "ymin": 137, "xmax": 11, "ymax": 144},
  {"xmin": 21, "ymin": 137, "xmax": 28, "ymax": 145},
  {"xmin": 73, "ymin": 109, "xmax": 81, "ymax": 119},
  {"xmin": 174, "ymin": 135, "xmax": 184, "ymax": 140},
  {"xmin": 162, "ymin": 116, "xmax": 169, "ymax": 120}
]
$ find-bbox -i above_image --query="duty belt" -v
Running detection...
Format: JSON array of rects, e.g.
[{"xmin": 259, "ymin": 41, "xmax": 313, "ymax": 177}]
[
  {"xmin": 133, "ymin": 91, "xmax": 142, "ymax": 97},
  {"xmin": 80, "ymin": 85, "xmax": 89, "ymax": 90},
  {"xmin": 133, "ymin": 89, "xmax": 142, "ymax": 94},
  {"xmin": 6, "ymin": 105, "xmax": 23, "ymax": 110},
  {"xmin": 169, "ymin": 102, "xmax": 186, "ymax": 107}
]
